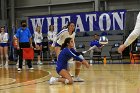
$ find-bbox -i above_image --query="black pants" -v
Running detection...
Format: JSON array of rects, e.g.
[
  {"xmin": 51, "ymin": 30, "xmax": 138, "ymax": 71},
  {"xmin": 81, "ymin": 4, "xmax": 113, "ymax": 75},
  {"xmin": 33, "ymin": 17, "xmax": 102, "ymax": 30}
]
[{"xmin": 19, "ymin": 42, "xmax": 32, "ymax": 69}]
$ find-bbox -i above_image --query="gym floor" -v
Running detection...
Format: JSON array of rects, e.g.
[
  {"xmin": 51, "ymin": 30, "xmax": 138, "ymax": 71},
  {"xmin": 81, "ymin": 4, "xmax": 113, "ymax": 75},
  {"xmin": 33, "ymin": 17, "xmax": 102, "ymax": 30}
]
[{"xmin": 0, "ymin": 63, "xmax": 140, "ymax": 93}]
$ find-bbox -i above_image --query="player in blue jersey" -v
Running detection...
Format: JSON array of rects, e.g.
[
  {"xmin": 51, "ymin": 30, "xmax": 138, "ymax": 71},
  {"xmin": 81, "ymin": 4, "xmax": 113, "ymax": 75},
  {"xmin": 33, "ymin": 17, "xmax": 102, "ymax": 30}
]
[
  {"xmin": 52, "ymin": 22, "xmax": 84, "ymax": 81},
  {"xmin": 49, "ymin": 37, "xmax": 89, "ymax": 84}
]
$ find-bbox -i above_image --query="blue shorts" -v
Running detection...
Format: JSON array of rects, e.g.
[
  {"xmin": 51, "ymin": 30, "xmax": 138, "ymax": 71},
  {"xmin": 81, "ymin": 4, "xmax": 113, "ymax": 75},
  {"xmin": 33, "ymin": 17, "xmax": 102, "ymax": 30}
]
[
  {"xmin": 0, "ymin": 43, "xmax": 8, "ymax": 47},
  {"xmin": 56, "ymin": 66, "xmax": 67, "ymax": 74},
  {"xmin": 48, "ymin": 41, "xmax": 53, "ymax": 45},
  {"xmin": 55, "ymin": 42, "xmax": 61, "ymax": 47},
  {"xmin": 36, "ymin": 43, "xmax": 42, "ymax": 46}
]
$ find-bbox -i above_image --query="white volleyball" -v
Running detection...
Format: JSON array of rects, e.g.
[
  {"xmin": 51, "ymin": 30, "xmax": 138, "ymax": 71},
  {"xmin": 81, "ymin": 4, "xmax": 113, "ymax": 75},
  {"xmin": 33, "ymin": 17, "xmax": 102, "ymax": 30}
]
[{"xmin": 99, "ymin": 36, "xmax": 108, "ymax": 45}]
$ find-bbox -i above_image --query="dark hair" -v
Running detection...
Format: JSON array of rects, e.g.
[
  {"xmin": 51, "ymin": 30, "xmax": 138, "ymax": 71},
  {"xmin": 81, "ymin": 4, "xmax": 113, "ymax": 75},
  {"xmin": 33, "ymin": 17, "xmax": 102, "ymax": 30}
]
[
  {"xmin": 61, "ymin": 37, "xmax": 72, "ymax": 50},
  {"xmin": 21, "ymin": 20, "xmax": 26, "ymax": 25},
  {"xmin": 49, "ymin": 25, "xmax": 54, "ymax": 31},
  {"xmin": 67, "ymin": 22, "xmax": 75, "ymax": 27},
  {"xmin": 67, "ymin": 22, "xmax": 75, "ymax": 33}
]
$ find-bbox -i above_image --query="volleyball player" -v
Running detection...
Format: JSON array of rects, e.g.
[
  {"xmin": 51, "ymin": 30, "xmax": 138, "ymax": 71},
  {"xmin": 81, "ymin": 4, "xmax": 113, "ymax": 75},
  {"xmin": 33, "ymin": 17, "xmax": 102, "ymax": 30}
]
[
  {"xmin": 47, "ymin": 25, "xmax": 57, "ymax": 63},
  {"xmin": 0, "ymin": 26, "xmax": 9, "ymax": 67},
  {"xmin": 49, "ymin": 37, "xmax": 89, "ymax": 85},
  {"xmin": 52, "ymin": 22, "xmax": 84, "ymax": 82},
  {"xmin": 34, "ymin": 26, "xmax": 43, "ymax": 65}
]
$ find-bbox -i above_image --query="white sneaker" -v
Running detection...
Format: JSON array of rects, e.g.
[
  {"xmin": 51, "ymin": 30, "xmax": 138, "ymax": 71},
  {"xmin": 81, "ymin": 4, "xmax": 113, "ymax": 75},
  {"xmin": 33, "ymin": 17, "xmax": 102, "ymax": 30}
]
[
  {"xmin": 17, "ymin": 68, "xmax": 22, "ymax": 71},
  {"xmin": 49, "ymin": 77, "xmax": 57, "ymax": 85},
  {"xmin": 90, "ymin": 60, "xmax": 93, "ymax": 64},
  {"xmin": 29, "ymin": 67, "xmax": 34, "ymax": 70},
  {"xmin": 73, "ymin": 77, "xmax": 84, "ymax": 82},
  {"xmin": 5, "ymin": 61, "xmax": 8, "ymax": 66},
  {"xmin": 16, "ymin": 62, "xmax": 19, "ymax": 66},
  {"xmin": 37, "ymin": 61, "xmax": 43, "ymax": 65}
]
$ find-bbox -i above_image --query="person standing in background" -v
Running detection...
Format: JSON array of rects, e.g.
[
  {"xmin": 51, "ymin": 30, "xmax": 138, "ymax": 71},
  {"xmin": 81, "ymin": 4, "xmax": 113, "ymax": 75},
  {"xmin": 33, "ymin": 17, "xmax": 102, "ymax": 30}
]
[
  {"xmin": 34, "ymin": 26, "xmax": 43, "ymax": 65},
  {"xmin": 47, "ymin": 25, "xmax": 57, "ymax": 63},
  {"xmin": 15, "ymin": 20, "xmax": 34, "ymax": 71},
  {"xmin": 0, "ymin": 26, "xmax": 9, "ymax": 67}
]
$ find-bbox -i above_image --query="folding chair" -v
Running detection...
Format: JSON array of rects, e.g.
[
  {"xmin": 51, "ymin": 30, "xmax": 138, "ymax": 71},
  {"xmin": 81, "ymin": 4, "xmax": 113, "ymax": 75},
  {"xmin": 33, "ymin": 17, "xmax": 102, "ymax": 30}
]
[
  {"xmin": 92, "ymin": 49, "xmax": 102, "ymax": 63},
  {"xmin": 130, "ymin": 42, "xmax": 140, "ymax": 63},
  {"xmin": 109, "ymin": 43, "xmax": 122, "ymax": 63}
]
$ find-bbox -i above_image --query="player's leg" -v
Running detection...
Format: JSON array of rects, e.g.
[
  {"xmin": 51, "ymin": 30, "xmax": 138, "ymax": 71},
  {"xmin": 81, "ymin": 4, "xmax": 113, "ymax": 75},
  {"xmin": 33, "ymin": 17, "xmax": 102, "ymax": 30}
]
[
  {"xmin": 4, "ymin": 45, "xmax": 9, "ymax": 66},
  {"xmin": 49, "ymin": 69, "xmax": 73, "ymax": 84},
  {"xmin": 0, "ymin": 46, "xmax": 4, "ymax": 66},
  {"xmin": 55, "ymin": 46, "xmax": 61, "ymax": 59},
  {"xmin": 74, "ymin": 61, "xmax": 84, "ymax": 82}
]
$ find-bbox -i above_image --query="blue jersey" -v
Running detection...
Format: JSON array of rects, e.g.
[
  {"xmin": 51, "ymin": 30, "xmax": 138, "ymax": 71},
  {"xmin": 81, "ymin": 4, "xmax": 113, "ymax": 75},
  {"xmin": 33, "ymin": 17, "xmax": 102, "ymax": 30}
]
[
  {"xmin": 56, "ymin": 48, "xmax": 83, "ymax": 74},
  {"xmin": 90, "ymin": 40, "xmax": 101, "ymax": 47},
  {"xmin": 16, "ymin": 27, "xmax": 32, "ymax": 42}
]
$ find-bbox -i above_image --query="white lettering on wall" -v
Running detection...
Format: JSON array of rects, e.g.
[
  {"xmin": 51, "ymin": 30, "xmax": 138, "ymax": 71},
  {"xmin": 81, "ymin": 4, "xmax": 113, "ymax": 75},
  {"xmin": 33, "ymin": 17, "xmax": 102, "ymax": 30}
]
[
  {"xmin": 75, "ymin": 15, "xmax": 84, "ymax": 32},
  {"xmin": 30, "ymin": 18, "xmax": 44, "ymax": 33},
  {"xmin": 86, "ymin": 14, "xmax": 97, "ymax": 31},
  {"xmin": 112, "ymin": 12, "xmax": 124, "ymax": 30},
  {"xmin": 60, "ymin": 16, "xmax": 71, "ymax": 28},
  {"xmin": 46, "ymin": 17, "xmax": 52, "ymax": 31},
  {"xmin": 99, "ymin": 13, "xmax": 111, "ymax": 31},
  {"xmin": 53, "ymin": 17, "xmax": 59, "ymax": 32}
]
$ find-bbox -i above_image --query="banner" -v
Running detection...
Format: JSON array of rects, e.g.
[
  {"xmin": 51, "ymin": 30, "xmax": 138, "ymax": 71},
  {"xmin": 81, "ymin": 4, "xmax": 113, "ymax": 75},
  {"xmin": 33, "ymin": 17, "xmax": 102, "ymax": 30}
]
[{"xmin": 28, "ymin": 10, "xmax": 126, "ymax": 34}]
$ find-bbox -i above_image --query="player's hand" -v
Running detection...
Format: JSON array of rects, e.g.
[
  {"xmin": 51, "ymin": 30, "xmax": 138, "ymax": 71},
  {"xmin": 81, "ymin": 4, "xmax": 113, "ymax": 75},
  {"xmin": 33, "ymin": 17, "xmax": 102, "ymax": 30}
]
[
  {"xmin": 82, "ymin": 60, "xmax": 90, "ymax": 68},
  {"xmin": 118, "ymin": 44, "xmax": 126, "ymax": 54}
]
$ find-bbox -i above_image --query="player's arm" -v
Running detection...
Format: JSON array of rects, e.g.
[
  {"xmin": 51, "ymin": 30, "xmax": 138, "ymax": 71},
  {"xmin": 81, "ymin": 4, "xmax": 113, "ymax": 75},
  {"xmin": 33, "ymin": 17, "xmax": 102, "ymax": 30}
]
[
  {"xmin": 124, "ymin": 30, "xmax": 140, "ymax": 47},
  {"xmin": 52, "ymin": 29, "xmax": 66, "ymax": 46},
  {"xmin": 67, "ymin": 48, "xmax": 89, "ymax": 68}
]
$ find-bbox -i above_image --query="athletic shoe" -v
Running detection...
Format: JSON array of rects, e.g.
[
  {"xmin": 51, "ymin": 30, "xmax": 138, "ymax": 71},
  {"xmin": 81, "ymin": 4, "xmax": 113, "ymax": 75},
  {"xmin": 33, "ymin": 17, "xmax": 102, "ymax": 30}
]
[
  {"xmin": 16, "ymin": 62, "xmax": 19, "ymax": 66},
  {"xmin": 17, "ymin": 68, "xmax": 22, "ymax": 71},
  {"xmin": 49, "ymin": 77, "xmax": 57, "ymax": 85},
  {"xmin": 29, "ymin": 67, "xmax": 34, "ymax": 70},
  {"xmin": 73, "ymin": 77, "xmax": 84, "ymax": 82},
  {"xmin": 5, "ymin": 61, "xmax": 8, "ymax": 66},
  {"xmin": 37, "ymin": 61, "xmax": 43, "ymax": 65},
  {"xmin": 89, "ymin": 60, "xmax": 93, "ymax": 64}
]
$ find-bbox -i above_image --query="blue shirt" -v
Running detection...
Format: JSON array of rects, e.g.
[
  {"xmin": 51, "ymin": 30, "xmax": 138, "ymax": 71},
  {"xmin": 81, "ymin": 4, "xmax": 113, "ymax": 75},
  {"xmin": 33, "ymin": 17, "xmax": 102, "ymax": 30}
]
[
  {"xmin": 90, "ymin": 40, "xmax": 101, "ymax": 47},
  {"xmin": 15, "ymin": 27, "xmax": 32, "ymax": 42},
  {"xmin": 56, "ymin": 48, "xmax": 83, "ymax": 70}
]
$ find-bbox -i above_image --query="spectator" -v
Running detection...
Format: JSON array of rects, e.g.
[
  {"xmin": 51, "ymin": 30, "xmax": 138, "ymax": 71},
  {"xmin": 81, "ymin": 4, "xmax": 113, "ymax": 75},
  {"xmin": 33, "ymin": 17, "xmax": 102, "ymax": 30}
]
[
  {"xmin": 34, "ymin": 26, "xmax": 43, "ymax": 65},
  {"xmin": 0, "ymin": 26, "xmax": 9, "ymax": 67},
  {"xmin": 47, "ymin": 25, "xmax": 57, "ymax": 63}
]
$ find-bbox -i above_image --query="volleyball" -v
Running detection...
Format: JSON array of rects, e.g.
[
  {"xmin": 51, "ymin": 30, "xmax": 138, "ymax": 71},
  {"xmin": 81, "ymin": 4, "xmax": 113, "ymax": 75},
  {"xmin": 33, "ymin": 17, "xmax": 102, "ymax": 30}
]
[{"xmin": 99, "ymin": 36, "xmax": 108, "ymax": 45}]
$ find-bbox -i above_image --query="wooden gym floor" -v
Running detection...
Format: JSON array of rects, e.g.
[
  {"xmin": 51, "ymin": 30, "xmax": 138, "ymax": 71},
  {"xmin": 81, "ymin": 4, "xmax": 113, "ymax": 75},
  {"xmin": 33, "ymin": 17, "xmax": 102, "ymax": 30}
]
[{"xmin": 0, "ymin": 63, "xmax": 140, "ymax": 93}]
